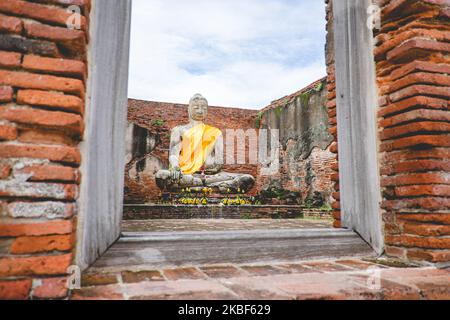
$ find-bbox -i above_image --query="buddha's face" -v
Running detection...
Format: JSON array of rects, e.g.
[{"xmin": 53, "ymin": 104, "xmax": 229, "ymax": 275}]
[{"xmin": 189, "ymin": 98, "xmax": 208, "ymax": 121}]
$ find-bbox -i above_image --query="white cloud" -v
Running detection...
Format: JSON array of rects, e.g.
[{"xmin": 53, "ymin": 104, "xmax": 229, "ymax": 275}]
[{"xmin": 128, "ymin": 0, "xmax": 327, "ymax": 109}]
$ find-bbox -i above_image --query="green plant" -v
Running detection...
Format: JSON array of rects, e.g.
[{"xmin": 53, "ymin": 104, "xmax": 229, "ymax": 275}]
[
  {"xmin": 274, "ymin": 105, "xmax": 283, "ymax": 119},
  {"xmin": 152, "ymin": 119, "xmax": 165, "ymax": 127},
  {"xmin": 314, "ymin": 81, "xmax": 324, "ymax": 92},
  {"xmin": 300, "ymin": 92, "xmax": 310, "ymax": 107},
  {"xmin": 318, "ymin": 203, "xmax": 332, "ymax": 212},
  {"xmin": 255, "ymin": 111, "xmax": 264, "ymax": 129}
]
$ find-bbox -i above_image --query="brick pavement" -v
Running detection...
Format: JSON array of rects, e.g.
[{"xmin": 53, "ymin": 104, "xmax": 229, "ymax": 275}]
[{"xmin": 72, "ymin": 257, "xmax": 450, "ymax": 300}]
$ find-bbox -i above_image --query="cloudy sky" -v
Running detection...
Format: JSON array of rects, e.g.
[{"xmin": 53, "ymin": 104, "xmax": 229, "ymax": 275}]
[{"xmin": 128, "ymin": 0, "xmax": 327, "ymax": 109}]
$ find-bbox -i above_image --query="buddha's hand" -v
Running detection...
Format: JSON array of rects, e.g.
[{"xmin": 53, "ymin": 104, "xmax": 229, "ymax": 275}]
[{"xmin": 170, "ymin": 167, "xmax": 182, "ymax": 181}]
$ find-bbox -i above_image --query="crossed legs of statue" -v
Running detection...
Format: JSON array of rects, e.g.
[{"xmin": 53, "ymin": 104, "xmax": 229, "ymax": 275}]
[{"xmin": 155, "ymin": 170, "xmax": 255, "ymax": 193}]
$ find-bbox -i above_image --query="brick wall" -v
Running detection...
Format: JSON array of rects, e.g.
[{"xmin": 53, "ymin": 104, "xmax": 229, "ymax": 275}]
[
  {"xmin": 375, "ymin": 0, "xmax": 450, "ymax": 264},
  {"xmin": 0, "ymin": 0, "xmax": 90, "ymax": 299},
  {"xmin": 325, "ymin": 0, "xmax": 340, "ymax": 228},
  {"xmin": 125, "ymin": 99, "xmax": 259, "ymax": 203},
  {"xmin": 256, "ymin": 78, "xmax": 336, "ymax": 206},
  {"xmin": 326, "ymin": 0, "xmax": 450, "ymax": 263}
]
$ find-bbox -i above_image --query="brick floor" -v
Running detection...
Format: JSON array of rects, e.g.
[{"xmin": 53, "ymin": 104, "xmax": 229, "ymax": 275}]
[{"xmin": 71, "ymin": 257, "xmax": 450, "ymax": 300}]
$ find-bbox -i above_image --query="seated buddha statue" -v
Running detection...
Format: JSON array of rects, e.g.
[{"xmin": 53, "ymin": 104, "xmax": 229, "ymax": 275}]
[{"xmin": 155, "ymin": 94, "xmax": 255, "ymax": 193}]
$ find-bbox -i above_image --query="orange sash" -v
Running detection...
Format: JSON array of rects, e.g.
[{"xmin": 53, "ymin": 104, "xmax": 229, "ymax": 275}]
[{"xmin": 179, "ymin": 124, "xmax": 222, "ymax": 175}]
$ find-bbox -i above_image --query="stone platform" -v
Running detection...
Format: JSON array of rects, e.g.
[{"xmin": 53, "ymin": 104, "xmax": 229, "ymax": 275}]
[{"xmin": 123, "ymin": 204, "xmax": 307, "ymax": 220}]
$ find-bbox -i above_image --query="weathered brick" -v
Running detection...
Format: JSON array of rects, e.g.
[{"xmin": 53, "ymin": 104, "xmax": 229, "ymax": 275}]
[
  {"xmin": 387, "ymin": 38, "xmax": 450, "ymax": 62},
  {"xmin": 385, "ymin": 234, "xmax": 450, "ymax": 249},
  {"xmin": 381, "ymin": 172, "xmax": 450, "ymax": 187},
  {"xmin": 380, "ymin": 109, "xmax": 450, "ymax": 128},
  {"xmin": 332, "ymin": 192, "xmax": 340, "ymax": 200},
  {"xmin": 11, "ymin": 234, "xmax": 73, "ymax": 254},
  {"xmin": 17, "ymin": 90, "xmax": 84, "ymax": 114},
  {"xmin": 0, "ymin": 86, "xmax": 13, "ymax": 103},
  {"xmin": 406, "ymin": 249, "xmax": 450, "ymax": 263},
  {"xmin": 379, "ymin": 96, "xmax": 448, "ymax": 118},
  {"xmin": 0, "ymin": 86, "xmax": 14, "ymax": 103},
  {"xmin": 7, "ymin": 202, "xmax": 75, "ymax": 219},
  {"xmin": 332, "ymin": 210, "xmax": 341, "ymax": 220},
  {"xmin": 0, "ymin": 34, "xmax": 60, "ymax": 57},
  {"xmin": 382, "ymin": 148, "xmax": 450, "ymax": 163},
  {"xmin": 81, "ymin": 272, "xmax": 118, "ymax": 287},
  {"xmin": 0, "ymin": 144, "xmax": 81, "ymax": 165},
  {"xmin": 0, "ymin": 279, "xmax": 31, "ymax": 300},
  {"xmin": 381, "ymin": 160, "xmax": 450, "ymax": 175},
  {"xmin": 0, "ymin": 123, "xmax": 17, "ymax": 141},
  {"xmin": 24, "ymin": 22, "xmax": 86, "ymax": 57},
  {"xmin": 331, "ymin": 173, "xmax": 339, "ymax": 182},
  {"xmin": 380, "ymin": 135, "xmax": 450, "ymax": 152},
  {"xmin": 376, "ymin": 29, "xmax": 450, "ymax": 60},
  {"xmin": 0, "ymin": 70, "xmax": 84, "ymax": 97},
  {"xmin": 200, "ymin": 266, "xmax": 245, "ymax": 279},
  {"xmin": 390, "ymin": 61, "xmax": 450, "ymax": 81},
  {"xmin": 0, "ymin": 0, "xmax": 86, "ymax": 30},
  {"xmin": 31, "ymin": 0, "xmax": 90, "ymax": 10},
  {"xmin": 0, "ymin": 50, "xmax": 21, "ymax": 68},
  {"xmin": 0, "ymin": 254, "xmax": 72, "ymax": 277},
  {"xmin": 121, "ymin": 270, "xmax": 165, "ymax": 283},
  {"xmin": 389, "ymin": 85, "xmax": 450, "ymax": 103},
  {"xmin": 382, "ymin": 197, "xmax": 450, "ymax": 211},
  {"xmin": 331, "ymin": 201, "xmax": 340, "ymax": 210},
  {"xmin": 32, "ymin": 277, "xmax": 69, "ymax": 299},
  {"xmin": 0, "ymin": 164, "xmax": 12, "ymax": 180},
  {"xmin": 397, "ymin": 213, "xmax": 450, "ymax": 225},
  {"xmin": 162, "ymin": 268, "xmax": 205, "ymax": 281},
  {"xmin": 0, "ymin": 13, "xmax": 23, "ymax": 34},
  {"xmin": 18, "ymin": 129, "xmax": 78, "ymax": 146},
  {"xmin": 380, "ymin": 122, "xmax": 450, "ymax": 140},
  {"xmin": 0, "ymin": 219, "xmax": 73, "ymax": 237},
  {"xmin": 381, "ymin": 72, "xmax": 450, "ymax": 95},
  {"xmin": 0, "ymin": 106, "xmax": 83, "ymax": 136},
  {"xmin": 401, "ymin": 222, "xmax": 450, "ymax": 237},
  {"xmin": 16, "ymin": 164, "xmax": 80, "ymax": 183},
  {"xmin": 384, "ymin": 246, "xmax": 406, "ymax": 260},
  {"xmin": 330, "ymin": 142, "xmax": 338, "ymax": 153},
  {"xmin": 395, "ymin": 185, "xmax": 450, "ymax": 197},
  {"xmin": 0, "ymin": 180, "xmax": 78, "ymax": 200},
  {"xmin": 333, "ymin": 220, "xmax": 342, "ymax": 228},
  {"xmin": 22, "ymin": 55, "xmax": 85, "ymax": 78}
]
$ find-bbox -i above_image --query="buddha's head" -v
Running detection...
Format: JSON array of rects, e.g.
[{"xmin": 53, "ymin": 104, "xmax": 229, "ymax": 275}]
[{"xmin": 188, "ymin": 94, "xmax": 208, "ymax": 122}]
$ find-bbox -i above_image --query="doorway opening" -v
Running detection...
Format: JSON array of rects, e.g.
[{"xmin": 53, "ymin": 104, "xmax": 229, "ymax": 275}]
[
  {"xmin": 77, "ymin": 0, "xmax": 382, "ymax": 274},
  {"xmin": 114, "ymin": 0, "xmax": 350, "ymax": 269}
]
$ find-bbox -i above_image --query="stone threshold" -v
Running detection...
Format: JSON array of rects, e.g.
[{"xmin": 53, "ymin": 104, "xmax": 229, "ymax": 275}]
[{"xmin": 91, "ymin": 228, "xmax": 373, "ymax": 269}]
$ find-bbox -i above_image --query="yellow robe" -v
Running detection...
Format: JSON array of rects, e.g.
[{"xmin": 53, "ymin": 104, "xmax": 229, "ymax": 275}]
[{"xmin": 179, "ymin": 123, "xmax": 222, "ymax": 175}]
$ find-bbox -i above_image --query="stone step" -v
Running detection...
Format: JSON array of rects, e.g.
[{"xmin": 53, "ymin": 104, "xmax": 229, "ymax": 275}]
[
  {"xmin": 123, "ymin": 204, "xmax": 304, "ymax": 220},
  {"xmin": 91, "ymin": 228, "xmax": 375, "ymax": 270}
]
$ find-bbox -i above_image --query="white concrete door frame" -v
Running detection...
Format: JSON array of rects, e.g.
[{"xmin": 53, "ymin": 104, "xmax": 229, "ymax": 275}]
[
  {"xmin": 76, "ymin": 0, "xmax": 384, "ymax": 270},
  {"xmin": 333, "ymin": 0, "xmax": 384, "ymax": 254},
  {"xmin": 76, "ymin": 0, "xmax": 133, "ymax": 270}
]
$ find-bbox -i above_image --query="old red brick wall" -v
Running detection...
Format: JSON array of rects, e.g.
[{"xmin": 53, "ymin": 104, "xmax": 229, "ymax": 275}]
[
  {"xmin": 125, "ymin": 100, "xmax": 259, "ymax": 203},
  {"xmin": 327, "ymin": 0, "xmax": 450, "ymax": 263},
  {"xmin": 325, "ymin": 0, "xmax": 340, "ymax": 227},
  {"xmin": 375, "ymin": 0, "xmax": 450, "ymax": 263},
  {"xmin": 0, "ymin": 0, "xmax": 90, "ymax": 299}
]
